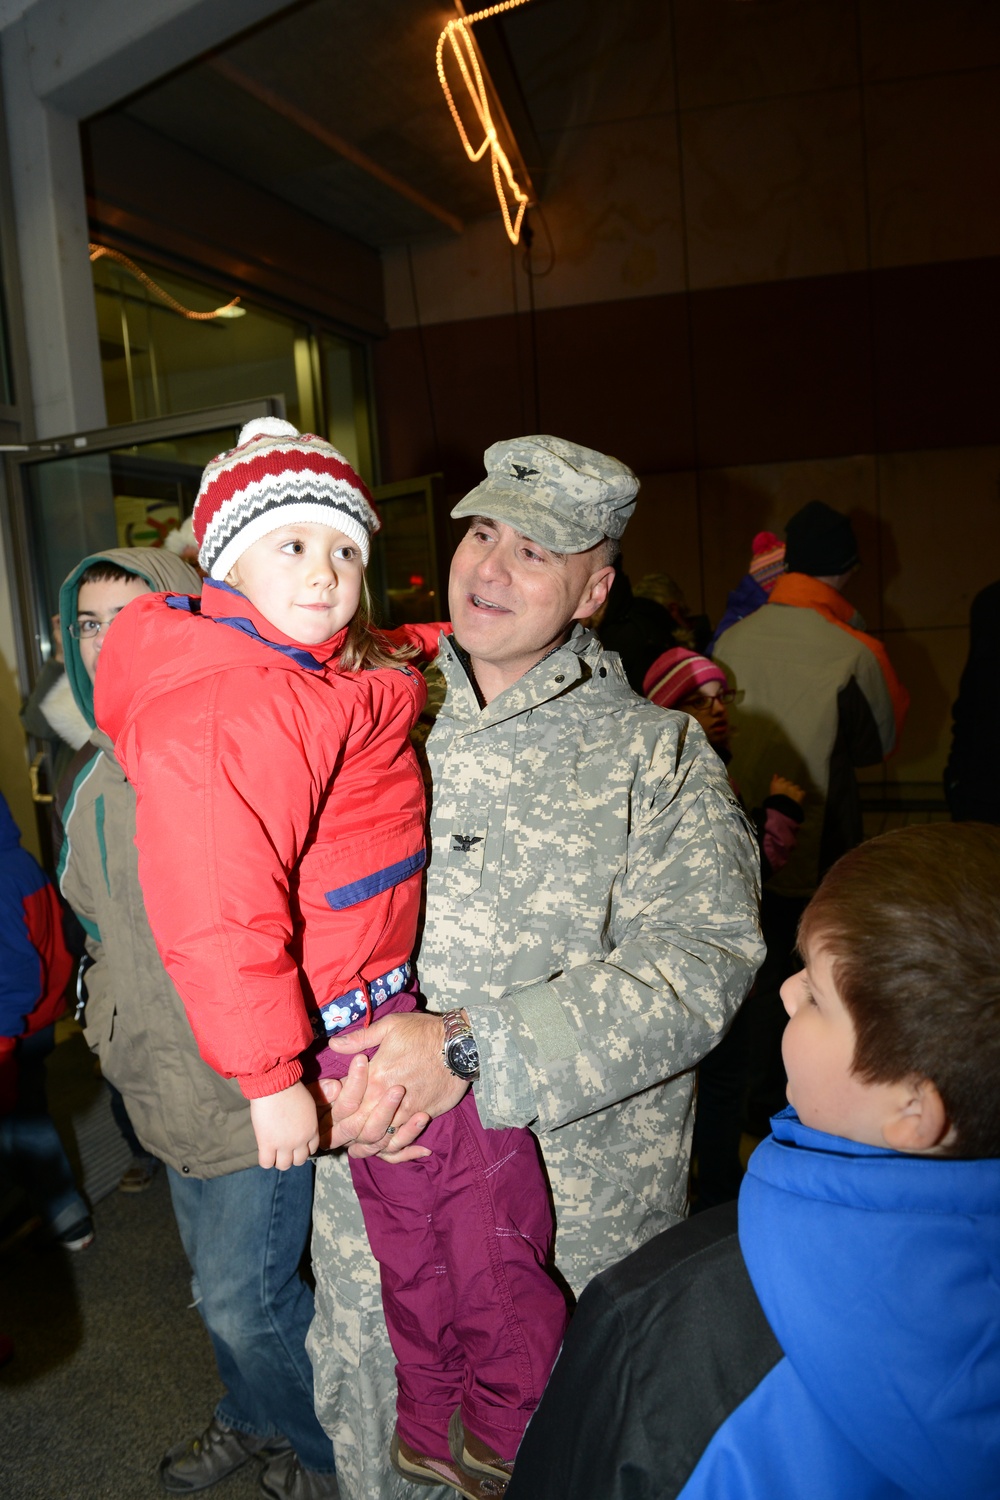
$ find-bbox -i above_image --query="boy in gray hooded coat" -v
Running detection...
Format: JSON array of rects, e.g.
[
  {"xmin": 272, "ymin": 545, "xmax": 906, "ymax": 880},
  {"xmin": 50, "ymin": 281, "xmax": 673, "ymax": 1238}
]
[{"xmin": 57, "ymin": 546, "xmax": 337, "ymax": 1500}]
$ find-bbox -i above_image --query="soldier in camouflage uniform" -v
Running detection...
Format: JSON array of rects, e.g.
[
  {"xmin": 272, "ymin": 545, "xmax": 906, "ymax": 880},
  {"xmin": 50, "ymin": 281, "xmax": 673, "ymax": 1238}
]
[{"xmin": 307, "ymin": 437, "xmax": 764, "ymax": 1500}]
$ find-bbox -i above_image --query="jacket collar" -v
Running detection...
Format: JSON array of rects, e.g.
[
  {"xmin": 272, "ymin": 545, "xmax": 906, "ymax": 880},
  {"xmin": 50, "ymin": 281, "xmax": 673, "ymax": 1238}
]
[
  {"xmin": 770, "ymin": 571, "xmax": 854, "ymax": 622},
  {"xmin": 191, "ymin": 579, "xmax": 349, "ymax": 670},
  {"xmin": 438, "ymin": 624, "xmax": 631, "ymax": 730}
]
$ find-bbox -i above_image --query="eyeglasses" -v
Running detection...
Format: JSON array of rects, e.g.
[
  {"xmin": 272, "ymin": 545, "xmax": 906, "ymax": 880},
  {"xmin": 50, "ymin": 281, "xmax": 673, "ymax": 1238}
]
[
  {"xmin": 68, "ymin": 616, "xmax": 118, "ymax": 640},
  {"xmin": 679, "ymin": 688, "xmax": 744, "ymax": 711}
]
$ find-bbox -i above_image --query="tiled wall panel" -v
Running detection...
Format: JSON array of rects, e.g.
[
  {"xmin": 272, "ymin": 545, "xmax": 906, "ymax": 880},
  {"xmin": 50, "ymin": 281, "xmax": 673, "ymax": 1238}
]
[
  {"xmin": 682, "ymin": 90, "xmax": 868, "ymax": 290},
  {"xmin": 673, "ymin": 0, "xmax": 859, "ymax": 110},
  {"xmin": 689, "ymin": 273, "xmax": 874, "ymax": 468},
  {"xmin": 872, "ymin": 258, "xmax": 1000, "ymax": 452},
  {"xmin": 859, "ymin": 0, "xmax": 1000, "ymax": 81},
  {"xmin": 866, "ymin": 70, "xmax": 1000, "ymax": 271}
]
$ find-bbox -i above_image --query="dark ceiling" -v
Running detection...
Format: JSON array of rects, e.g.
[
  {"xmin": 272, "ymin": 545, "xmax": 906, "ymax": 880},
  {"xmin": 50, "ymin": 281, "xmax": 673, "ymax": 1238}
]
[{"xmin": 97, "ymin": 0, "xmax": 668, "ymax": 250}]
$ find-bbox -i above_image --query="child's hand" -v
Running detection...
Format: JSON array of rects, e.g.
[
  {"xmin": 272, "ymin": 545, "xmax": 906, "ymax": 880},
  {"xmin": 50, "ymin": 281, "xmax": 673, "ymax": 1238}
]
[
  {"xmin": 770, "ymin": 774, "xmax": 806, "ymax": 805},
  {"xmin": 249, "ymin": 1081, "xmax": 320, "ymax": 1170}
]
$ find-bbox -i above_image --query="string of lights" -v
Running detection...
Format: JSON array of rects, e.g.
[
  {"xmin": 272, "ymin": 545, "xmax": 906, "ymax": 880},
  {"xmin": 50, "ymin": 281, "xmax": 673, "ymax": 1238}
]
[
  {"xmin": 88, "ymin": 244, "xmax": 243, "ymax": 320},
  {"xmin": 436, "ymin": 0, "xmax": 533, "ymax": 245}
]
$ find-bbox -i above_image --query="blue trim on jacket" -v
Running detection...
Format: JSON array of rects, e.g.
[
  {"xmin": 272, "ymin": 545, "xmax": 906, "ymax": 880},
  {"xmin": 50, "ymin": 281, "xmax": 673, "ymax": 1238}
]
[
  {"xmin": 166, "ymin": 583, "xmax": 326, "ymax": 671},
  {"xmin": 324, "ymin": 849, "xmax": 426, "ymax": 911}
]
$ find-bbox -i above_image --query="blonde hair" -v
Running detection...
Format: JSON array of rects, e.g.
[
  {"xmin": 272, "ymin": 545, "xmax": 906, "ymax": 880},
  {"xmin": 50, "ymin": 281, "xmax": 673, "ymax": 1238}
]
[{"xmin": 337, "ymin": 573, "xmax": 417, "ymax": 673}]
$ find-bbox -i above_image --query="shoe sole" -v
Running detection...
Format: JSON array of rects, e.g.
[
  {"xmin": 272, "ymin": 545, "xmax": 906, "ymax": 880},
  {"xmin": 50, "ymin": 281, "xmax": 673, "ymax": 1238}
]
[{"xmin": 60, "ymin": 1233, "xmax": 95, "ymax": 1251}]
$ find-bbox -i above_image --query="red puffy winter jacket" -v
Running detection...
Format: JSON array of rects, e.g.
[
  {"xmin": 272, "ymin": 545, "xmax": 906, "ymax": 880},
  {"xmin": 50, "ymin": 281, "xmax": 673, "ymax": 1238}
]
[{"xmin": 96, "ymin": 578, "xmax": 442, "ymax": 1100}]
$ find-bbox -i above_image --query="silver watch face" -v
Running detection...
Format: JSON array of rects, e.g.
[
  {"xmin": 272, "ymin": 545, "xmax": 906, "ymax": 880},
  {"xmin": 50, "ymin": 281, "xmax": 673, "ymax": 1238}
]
[{"xmin": 446, "ymin": 1035, "xmax": 480, "ymax": 1079}]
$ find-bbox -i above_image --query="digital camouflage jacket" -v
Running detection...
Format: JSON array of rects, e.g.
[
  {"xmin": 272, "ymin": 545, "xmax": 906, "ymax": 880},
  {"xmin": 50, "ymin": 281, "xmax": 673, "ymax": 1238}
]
[{"xmin": 417, "ymin": 626, "xmax": 764, "ymax": 1291}]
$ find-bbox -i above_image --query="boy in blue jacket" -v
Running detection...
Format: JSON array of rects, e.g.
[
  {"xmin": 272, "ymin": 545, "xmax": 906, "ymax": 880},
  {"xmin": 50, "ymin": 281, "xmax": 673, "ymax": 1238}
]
[{"xmin": 508, "ymin": 820, "xmax": 1000, "ymax": 1500}]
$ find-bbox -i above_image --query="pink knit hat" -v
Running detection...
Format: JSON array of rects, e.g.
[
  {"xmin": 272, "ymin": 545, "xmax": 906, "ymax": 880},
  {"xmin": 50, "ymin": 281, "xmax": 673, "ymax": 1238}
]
[{"xmin": 643, "ymin": 647, "xmax": 728, "ymax": 710}]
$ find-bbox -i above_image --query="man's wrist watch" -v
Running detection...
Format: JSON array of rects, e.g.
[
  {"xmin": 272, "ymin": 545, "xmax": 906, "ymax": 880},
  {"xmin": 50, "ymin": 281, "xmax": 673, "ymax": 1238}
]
[{"xmin": 441, "ymin": 1009, "xmax": 480, "ymax": 1081}]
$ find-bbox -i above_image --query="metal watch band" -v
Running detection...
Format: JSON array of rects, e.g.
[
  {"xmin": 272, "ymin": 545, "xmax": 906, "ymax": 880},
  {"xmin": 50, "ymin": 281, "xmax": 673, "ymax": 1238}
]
[{"xmin": 441, "ymin": 1009, "xmax": 480, "ymax": 1080}]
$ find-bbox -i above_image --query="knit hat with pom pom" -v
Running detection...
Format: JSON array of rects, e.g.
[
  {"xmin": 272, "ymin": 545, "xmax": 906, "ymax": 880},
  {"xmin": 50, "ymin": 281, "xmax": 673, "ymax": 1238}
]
[
  {"xmin": 192, "ymin": 417, "xmax": 380, "ymax": 580},
  {"xmin": 748, "ymin": 530, "xmax": 785, "ymax": 593}
]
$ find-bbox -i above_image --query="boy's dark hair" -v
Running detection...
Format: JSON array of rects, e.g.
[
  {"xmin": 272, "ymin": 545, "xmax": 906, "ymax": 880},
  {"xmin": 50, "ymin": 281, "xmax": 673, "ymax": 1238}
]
[
  {"xmin": 76, "ymin": 561, "xmax": 141, "ymax": 590},
  {"xmin": 798, "ymin": 822, "xmax": 1000, "ymax": 1158}
]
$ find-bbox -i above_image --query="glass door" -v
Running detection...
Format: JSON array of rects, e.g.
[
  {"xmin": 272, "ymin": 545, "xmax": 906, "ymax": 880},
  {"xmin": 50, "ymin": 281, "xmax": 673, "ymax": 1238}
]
[{"xmin": 3, "ymin": 397, "xmax": 285, "ymax": 695}]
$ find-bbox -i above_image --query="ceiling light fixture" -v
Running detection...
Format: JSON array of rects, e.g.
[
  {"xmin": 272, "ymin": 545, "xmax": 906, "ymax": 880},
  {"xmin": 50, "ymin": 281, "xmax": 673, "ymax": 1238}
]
[
  {"xmin": 89, "ymin": 244, "xmax": 245, "ymax": 319},
  {"xmin": 436, "ymin": 0, "xmax": 534, "ymax": 244}
]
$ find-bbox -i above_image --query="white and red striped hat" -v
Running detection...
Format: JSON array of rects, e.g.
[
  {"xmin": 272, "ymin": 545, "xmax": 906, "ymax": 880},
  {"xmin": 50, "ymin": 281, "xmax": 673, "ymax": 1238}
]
[{"xmin": 192, "ymin": 418, "xmax": 380, "ymax": 580}]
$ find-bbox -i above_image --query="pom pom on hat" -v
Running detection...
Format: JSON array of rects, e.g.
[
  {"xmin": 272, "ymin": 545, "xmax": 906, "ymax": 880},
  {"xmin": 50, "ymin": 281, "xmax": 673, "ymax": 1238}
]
[
  {"xmin": 241, "ymin": 417, "xmax": 299, "ymax": 443},
  {"xmin": 193, "ymin": 418, "xmax": 380, "ymax": 580},
  {"xmin": 643, "ymin": 647, "xmax": 728, "ymax": 710},
  {"xmin": 164, "ymin": 515, "xmax": 197, "ymax": 557},
  {"xmin": 748, "ymin": 530, "xmax": 785, "ymax": 593}
]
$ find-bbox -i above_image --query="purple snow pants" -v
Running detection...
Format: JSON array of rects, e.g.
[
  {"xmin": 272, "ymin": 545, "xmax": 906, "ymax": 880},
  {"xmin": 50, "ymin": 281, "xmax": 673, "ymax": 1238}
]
[{"xmin": 315, "ymin": 993, "xmax": 569, "ymax": 1462}]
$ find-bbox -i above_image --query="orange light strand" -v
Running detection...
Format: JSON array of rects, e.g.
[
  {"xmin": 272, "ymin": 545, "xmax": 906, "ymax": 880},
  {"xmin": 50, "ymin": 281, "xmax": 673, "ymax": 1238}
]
[
  {"xmin": 436, "ymin": 0, "xmax": 533, "ymax": 244},
  {"xmin": 89, "ymin": 244, "xmax": 242, "ymax": 321}
]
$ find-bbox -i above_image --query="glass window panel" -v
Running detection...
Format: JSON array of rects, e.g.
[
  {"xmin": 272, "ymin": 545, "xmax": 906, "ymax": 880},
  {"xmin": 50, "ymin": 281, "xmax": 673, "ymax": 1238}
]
[
  {"xmin": 92, "ymin": 252, "xmax": 303, "ymax": 428},
  {"xmin": 90, "ymin": 255, "xmax": 376, "ymax": 495},
  {"xmin": 371, "ymin": 483, "xmax": 442, "ymax": 627},
  {"xmin": 320, "ymin": 332, "xmax": 374, "ymax": 485}
]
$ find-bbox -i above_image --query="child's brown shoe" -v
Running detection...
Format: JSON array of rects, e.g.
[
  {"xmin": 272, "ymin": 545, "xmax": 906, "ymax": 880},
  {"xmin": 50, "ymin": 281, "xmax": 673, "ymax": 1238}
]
[
  {"xmin": 447, "ymin": 1409, "xmax": 516, "ymax": 1483},
  {"xmin": 390, "ymin": 1427, "xmax": 508, "ymax": 1499}
]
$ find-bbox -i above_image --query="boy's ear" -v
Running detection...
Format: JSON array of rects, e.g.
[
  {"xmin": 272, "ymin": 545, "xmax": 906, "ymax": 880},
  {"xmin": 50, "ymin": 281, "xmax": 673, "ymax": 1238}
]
[{"xmin": 882, "ymin": 1076, "xmax": 956, "ymax": 1155}]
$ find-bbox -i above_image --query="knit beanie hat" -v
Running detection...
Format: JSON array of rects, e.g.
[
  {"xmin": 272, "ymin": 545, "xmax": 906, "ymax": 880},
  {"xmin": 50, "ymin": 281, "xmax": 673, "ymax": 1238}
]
[
  {"xmin": 193, "ymin": 418, "xmax": 380, "ymax": 580},
  {"xmin": 784, "ymin": 500, "xmax": 858, "ymax": 578},
  {"xmin": 748, "ymin": 530, "xmax": 785, "ymax": 593},
  {"xmin": 643, "ymin": 647, "xmax": 728, "ymax": 710}
]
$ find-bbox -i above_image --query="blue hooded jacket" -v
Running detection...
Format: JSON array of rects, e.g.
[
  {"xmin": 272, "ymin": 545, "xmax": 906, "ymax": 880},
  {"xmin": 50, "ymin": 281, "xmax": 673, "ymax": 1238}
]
[
  {"xmin": 719, "ymin": 1110, "xmax": 1000, "ymax": 1499},
  {"xmin": 508, "ymin": 1107, "xmax": 1000, "ymax": 1500}
]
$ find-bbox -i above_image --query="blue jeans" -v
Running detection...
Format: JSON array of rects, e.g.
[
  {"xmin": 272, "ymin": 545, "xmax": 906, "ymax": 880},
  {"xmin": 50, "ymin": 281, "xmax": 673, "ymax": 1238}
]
[
  {"xmin": 0, "ymin": 1026, "xmax": 90, "ymax": 1237},
  {"xmin": 167, "ymin": 1161, "xmax": 334, "ymax": 1474}
]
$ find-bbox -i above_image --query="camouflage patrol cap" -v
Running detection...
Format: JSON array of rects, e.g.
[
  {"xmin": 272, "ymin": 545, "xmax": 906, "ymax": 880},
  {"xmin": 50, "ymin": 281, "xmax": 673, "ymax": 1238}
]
[{"xmin": 451, "ymin": 435, "xmax": 639, "ymax": 554}]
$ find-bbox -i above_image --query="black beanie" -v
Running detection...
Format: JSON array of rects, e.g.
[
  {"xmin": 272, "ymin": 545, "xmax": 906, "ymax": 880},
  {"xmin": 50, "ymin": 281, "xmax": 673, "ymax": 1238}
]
[{"xmin": 784, "ymin": 500, "xmax": 859, "ymax": 577}]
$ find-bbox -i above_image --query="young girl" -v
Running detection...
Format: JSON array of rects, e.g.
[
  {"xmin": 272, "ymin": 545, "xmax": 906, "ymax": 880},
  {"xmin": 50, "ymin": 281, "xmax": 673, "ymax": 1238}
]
[
  {"xmin": 643, "ymin": 646, "xmax": 804, "ymax": 881},
  {"xmin": 95, "ymin": 419, "xmax": 567, "ymax": 1498}
]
